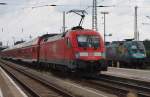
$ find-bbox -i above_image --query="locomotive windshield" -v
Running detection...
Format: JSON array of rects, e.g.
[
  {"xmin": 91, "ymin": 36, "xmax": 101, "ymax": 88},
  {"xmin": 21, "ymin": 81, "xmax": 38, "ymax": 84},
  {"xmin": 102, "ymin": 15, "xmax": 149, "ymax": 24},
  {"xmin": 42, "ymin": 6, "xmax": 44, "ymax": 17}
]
[
  {"xmin": 130, "ymin": 42, "xmax": 145, "ymax": 53},
  {"xmin": 77, "ymin": 35, "xmax": 100, "ymax": 48}
]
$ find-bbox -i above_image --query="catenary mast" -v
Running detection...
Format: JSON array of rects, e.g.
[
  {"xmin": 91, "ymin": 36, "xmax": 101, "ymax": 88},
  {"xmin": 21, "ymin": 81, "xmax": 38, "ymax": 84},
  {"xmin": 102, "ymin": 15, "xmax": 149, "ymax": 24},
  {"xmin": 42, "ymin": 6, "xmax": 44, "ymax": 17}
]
[{"xmin": 92, "ymin": 0, "xmax": 98, "ymax": 31}]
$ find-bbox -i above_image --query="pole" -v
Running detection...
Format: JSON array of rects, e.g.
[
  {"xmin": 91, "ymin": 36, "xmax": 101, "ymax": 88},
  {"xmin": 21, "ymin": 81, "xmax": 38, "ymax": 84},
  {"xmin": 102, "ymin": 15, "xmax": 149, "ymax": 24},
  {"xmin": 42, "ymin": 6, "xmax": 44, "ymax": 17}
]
[
  {"xmin": 21, "ymin": 28, "xmax": 24, "ymax": 33},
  {"xmin": 12, "ymin": 37, "xmax": 15, "ymax": 45},
  {"xmin": 7, "ymin": 41, "xmax": 9, "ymax": 46},
  {"xmin": 1, "ymin": 28, "xmax": 3, "ymax": 32},
  {"xmin": 104, "ymin": 13, "xmax": 106, "ymax": 42},
  {"xmin": 92, "ymin": 0, "xmax": 98, "ymax": 31},
  {"xmin": 62, "ymin": 11, "xmax": 66, "ymax": 33},
  {"xmin": 134, "ymin": 6, "xmax": 138, "ymax": 41},
  {"xmin": 101, "ymin": 12, "xmax": 109, "ymax": 43}
]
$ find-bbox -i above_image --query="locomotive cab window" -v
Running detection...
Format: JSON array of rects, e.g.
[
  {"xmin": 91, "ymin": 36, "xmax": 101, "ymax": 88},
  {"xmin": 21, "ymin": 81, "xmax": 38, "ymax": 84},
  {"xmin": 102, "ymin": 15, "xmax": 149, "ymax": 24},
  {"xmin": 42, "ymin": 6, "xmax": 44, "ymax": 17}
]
[
  {"xmin": 129, "ymin": 42, "xmax": 145, "ymax": 54},
  {"xmin": 77, "ymin": 35, "xmax": 100, "ymax": 48}
]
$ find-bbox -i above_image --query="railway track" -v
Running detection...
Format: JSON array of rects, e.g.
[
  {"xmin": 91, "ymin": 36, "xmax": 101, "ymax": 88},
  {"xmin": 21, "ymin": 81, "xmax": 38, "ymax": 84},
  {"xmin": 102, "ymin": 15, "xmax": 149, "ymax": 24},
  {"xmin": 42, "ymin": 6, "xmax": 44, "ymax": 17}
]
[
  {"xmin": 81, "ymin": 74, "xmax": 150, "ymax": 97},
  {"xmin": 0, "ymin": 60, "xmax": 75, "ymax": 97},
  {"xmin": 1, "ymin": 59, "xmax": 150, "ymax": 97}
]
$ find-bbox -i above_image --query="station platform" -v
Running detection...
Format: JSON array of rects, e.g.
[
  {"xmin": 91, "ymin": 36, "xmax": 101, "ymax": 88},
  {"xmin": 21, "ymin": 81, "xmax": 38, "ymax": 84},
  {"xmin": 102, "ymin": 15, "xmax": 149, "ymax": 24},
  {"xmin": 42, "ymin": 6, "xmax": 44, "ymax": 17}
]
[
  {"xmin": 102, "ymin": 67, "xmax": 150, "ymax": 82},
  {"xmin": 0, "ymin": 67, "xmax": 28, "ymax": 97}
]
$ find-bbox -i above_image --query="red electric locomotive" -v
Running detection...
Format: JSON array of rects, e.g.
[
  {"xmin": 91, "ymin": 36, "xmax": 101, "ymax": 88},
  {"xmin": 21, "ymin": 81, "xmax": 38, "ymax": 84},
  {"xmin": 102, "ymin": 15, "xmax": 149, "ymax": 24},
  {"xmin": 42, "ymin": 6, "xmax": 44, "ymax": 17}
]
[
  {"xmin": 0, "ymin": 10, "xmax": 107, "ymax": 73},
  {"xmin": 39, "ymin": 26, "xmax": 107, "ymax": 72}
]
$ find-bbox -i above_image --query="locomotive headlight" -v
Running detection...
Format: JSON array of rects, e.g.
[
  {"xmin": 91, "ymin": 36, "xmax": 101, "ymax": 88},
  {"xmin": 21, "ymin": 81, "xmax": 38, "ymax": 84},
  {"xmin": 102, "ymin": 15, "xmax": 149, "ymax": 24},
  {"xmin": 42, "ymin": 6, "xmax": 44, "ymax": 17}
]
[
  {"xmin": 94, "ymin": 52, "xmax": 101, "ymax": 56},
  {"xmin": 79, "ymin": 52, "xmax": 88, "ymax": 56},
  {"xmin": 132, "ymin": 53, "xmax": 146, "ymax": 58},
  {"xmin": 75, "ymin": 52, "xmax": 88, "ymax": 58}
]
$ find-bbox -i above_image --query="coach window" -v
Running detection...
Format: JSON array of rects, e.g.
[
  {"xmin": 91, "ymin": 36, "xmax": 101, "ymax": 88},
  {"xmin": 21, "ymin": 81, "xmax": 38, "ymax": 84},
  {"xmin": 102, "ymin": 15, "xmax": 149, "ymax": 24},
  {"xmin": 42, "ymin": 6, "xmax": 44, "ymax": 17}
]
[{"xmin": 66, "ymin": 38, "xmax": 71, "ymax": 48}]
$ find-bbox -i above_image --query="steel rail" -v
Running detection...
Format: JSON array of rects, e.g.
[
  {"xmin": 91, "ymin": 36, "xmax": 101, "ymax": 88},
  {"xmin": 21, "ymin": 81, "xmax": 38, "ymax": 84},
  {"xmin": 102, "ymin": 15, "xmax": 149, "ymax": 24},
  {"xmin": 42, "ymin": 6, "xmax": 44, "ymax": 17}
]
[
  {"xmin": 1, "ymin": 59, "xmax": 150, "ymax": 97},
  {"xmin": 0, "ymin": 60, "xmax": 75, "ymax": 97},
  {"xmin": 85, "ymin": 74, "xmax": 150, "ymax": 97}
]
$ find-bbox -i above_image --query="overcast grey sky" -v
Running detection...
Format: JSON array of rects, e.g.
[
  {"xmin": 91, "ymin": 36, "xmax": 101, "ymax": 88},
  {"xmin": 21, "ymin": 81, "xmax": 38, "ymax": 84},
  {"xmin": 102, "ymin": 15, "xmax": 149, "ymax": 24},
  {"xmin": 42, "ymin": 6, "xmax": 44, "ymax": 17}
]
[{"xmin": 0, "ymin": 0, "xmax": 150, "ymax": 46}]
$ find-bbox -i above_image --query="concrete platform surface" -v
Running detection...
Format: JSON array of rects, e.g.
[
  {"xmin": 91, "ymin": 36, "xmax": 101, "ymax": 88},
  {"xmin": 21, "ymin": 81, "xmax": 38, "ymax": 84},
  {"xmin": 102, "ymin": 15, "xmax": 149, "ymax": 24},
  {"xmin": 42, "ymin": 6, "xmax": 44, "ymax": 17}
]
[
  {"xmin": 102, "ymin": 67, "xmax": 150, "ymax": 82},
  {"xmin": 0, "ymin": 67, "xmax": 28, "ymax": 97}
]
